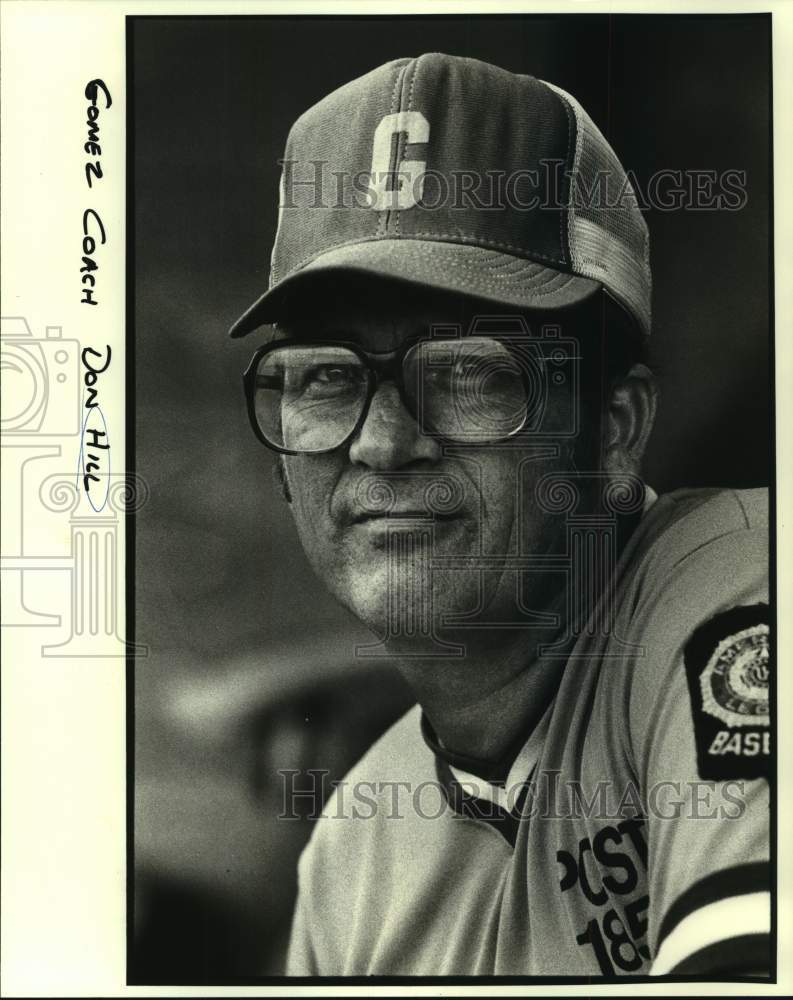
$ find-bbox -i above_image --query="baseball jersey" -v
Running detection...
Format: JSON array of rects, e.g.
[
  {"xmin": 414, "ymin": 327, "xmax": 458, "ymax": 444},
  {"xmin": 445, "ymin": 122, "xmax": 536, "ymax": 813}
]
[{"xmin": 287, "ymin": 487, "xmax": 770, "ymax": 976}]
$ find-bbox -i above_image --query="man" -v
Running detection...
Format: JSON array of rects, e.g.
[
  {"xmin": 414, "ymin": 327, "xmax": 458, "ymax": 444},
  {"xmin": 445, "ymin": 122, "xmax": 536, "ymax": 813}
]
[{"xmin": 231, "ymin": 54, "xmax": 770, "ymax": 976}]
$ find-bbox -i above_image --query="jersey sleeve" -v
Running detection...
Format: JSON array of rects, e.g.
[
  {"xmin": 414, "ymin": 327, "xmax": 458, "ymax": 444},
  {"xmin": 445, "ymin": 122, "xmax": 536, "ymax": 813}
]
[
  {"xmin": 286, "ymin": 847, "xmax": 320, "ymax": 975},
  {"xmin": 628, "ymin": 513, "xmax": 770, "ymax": 976}
]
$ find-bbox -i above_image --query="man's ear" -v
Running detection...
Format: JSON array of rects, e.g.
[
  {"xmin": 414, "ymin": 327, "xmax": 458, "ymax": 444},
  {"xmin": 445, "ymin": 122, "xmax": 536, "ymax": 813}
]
[
  {"xmin": 274, "ymin": 456, "xmax": 293, "ymax": 504},
  {"xmin": 602, "ymin": 364, "xmax": 658, "ymax": 475}
]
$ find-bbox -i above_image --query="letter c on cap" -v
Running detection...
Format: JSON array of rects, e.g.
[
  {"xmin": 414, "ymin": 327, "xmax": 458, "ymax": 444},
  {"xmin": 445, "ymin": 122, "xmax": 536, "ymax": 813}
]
[{"xmin": 369, "ymin": 111, "xmax": 429, "ymax": 211}]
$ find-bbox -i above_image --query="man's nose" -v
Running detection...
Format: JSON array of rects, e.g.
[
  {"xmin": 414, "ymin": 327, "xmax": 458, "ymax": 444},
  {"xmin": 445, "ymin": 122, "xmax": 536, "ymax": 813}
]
[{"xmin": 348, "ymin": 383, "xmax": 440, "ymax": 469}]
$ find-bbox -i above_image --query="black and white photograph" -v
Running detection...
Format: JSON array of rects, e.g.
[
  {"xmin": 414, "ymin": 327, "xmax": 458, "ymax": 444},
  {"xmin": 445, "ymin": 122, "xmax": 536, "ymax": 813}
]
[
  {"xmin": 130, "ymin": 11, "xmax": 773, "ymax": 984},
  {"xmin": 1, "ymin": 3, "xmax": 788, "ymax": 995}
]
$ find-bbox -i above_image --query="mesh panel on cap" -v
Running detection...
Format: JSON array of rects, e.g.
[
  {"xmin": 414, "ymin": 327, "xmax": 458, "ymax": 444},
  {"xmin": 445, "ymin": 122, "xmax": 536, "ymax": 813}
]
[{"xmin": 544, "ymin": 82, "xmax": 652, "ymax": 338}]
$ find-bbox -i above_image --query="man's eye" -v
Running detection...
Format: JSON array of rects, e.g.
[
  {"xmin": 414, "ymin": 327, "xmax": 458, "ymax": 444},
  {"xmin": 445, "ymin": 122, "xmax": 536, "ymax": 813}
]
[
  {"xmin": 422, "ymin": 359, "xmax": 478, "ymax": 388},
  {"xmin": 313, "ymin": 366, "xmax": 353, "ymax": 382},
  {"xmin": 302, "ymin": 365, "xmax": 364, "ymax": 394},
  {"xmin": 455, "ymin": 359, "xmax": 480, "ymax": 378}
]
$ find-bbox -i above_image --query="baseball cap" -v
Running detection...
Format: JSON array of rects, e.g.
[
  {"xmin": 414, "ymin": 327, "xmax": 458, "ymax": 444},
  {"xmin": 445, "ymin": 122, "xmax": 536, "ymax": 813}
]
[{"xmin": 229, "ymin": 53, "xmax": 651, "ymax": 340}]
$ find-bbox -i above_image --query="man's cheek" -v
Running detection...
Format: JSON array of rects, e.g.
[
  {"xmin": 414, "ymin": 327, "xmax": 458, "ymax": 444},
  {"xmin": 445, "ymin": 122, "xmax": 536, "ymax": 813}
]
[
  {"xmin": 475, "ymin": 460, "xmax": 522, "ymax": 555},
  {"xmin": 283, "ymin": 458, "xmax": 332, "ymax": 526}
]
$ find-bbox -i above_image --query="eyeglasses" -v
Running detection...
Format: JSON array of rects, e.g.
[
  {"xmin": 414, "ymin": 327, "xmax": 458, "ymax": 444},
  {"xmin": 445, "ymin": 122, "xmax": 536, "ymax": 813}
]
[{"xmin": 243, "ymin": 335, "xmax": 574, "ymax": 455}]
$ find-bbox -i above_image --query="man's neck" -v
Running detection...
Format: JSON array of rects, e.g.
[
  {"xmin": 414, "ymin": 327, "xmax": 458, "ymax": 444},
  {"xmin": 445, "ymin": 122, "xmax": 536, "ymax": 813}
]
[{"xmin": 392, "ymin": 619, "xmax": 569, "ymax": 765}]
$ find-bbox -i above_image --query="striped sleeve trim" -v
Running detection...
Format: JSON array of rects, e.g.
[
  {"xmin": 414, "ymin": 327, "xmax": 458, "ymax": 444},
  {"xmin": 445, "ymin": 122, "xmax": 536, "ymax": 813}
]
[
  {"xmin": 668, "ymin": 932, "xmax": 770, "ymax": 976},
  {"xmin": 656, "ymin": 861, "xmax": 769, "ymax": 948},
  {"xmin": 651, "ymin": 892, "xmax": 770, "ymax": 975}
]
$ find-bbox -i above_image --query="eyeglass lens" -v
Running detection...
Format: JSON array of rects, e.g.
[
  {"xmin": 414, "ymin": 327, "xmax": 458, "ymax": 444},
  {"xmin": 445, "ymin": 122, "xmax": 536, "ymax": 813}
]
[{"xmin": 254, "ymin": 346, "xmax": 369, "ymax": 453}]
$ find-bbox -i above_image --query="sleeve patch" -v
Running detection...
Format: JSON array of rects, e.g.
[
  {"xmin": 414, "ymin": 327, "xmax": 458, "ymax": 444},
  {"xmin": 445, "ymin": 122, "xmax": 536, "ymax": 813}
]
[{"xmin": 683, "ymin": 604, "xmax": 770, "ymax": 781}]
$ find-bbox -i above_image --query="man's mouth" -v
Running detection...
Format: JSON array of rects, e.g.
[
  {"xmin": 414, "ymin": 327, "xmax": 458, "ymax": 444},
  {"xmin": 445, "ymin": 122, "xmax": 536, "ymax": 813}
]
[{"xmin": 351, "ymin": 509, "xmax": 460, "ymax": 524}]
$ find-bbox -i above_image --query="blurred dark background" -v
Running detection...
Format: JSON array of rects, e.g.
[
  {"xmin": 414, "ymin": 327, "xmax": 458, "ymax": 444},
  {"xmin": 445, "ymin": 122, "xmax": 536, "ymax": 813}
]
[{"xmin": 132, "ymin": 13, "xmax": 771, "ymax": 981}]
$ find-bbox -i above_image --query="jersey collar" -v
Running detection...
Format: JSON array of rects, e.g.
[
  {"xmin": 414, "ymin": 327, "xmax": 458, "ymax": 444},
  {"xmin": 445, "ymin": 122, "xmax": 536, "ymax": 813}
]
[{"xmin": 421, "ymin": 700, "xmax": 555, "ymax": 846}]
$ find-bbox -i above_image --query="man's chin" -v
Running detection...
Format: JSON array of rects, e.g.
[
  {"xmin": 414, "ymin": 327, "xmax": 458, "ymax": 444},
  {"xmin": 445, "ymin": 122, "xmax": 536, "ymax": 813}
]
[
  {"xmin": 335, "ymin": 562, "xmax": 488, "ymax": 644},
  {"xmin": 325, "ymin": 518, "xmax": 493, "ymax": 636}
]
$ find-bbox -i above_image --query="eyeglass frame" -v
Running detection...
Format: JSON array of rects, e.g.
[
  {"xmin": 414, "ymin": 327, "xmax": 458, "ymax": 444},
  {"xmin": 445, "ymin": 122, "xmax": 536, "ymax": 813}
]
[{"xmin": 242, "ymin": 334, "xmax": 557, "ymax": 455}]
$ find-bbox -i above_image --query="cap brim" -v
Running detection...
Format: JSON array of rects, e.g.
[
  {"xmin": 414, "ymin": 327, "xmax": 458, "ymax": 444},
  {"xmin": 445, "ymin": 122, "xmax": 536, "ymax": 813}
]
[{"xmin": 228, "ymin": 239, "xmax": 602, "ymax": 339}]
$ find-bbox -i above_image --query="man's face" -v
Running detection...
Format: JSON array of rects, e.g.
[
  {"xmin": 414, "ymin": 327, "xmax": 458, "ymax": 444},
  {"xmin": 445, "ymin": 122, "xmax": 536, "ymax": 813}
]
[{"xmin": 277, "ymin": 278, "xmax": 591, "ymax": 644}]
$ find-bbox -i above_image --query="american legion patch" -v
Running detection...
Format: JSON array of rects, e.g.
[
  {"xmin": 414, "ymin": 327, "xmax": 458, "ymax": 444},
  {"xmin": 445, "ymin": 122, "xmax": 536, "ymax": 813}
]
[{"xmin": 683, "ymin": 604, "xmax": 770, "ymax": 781}]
